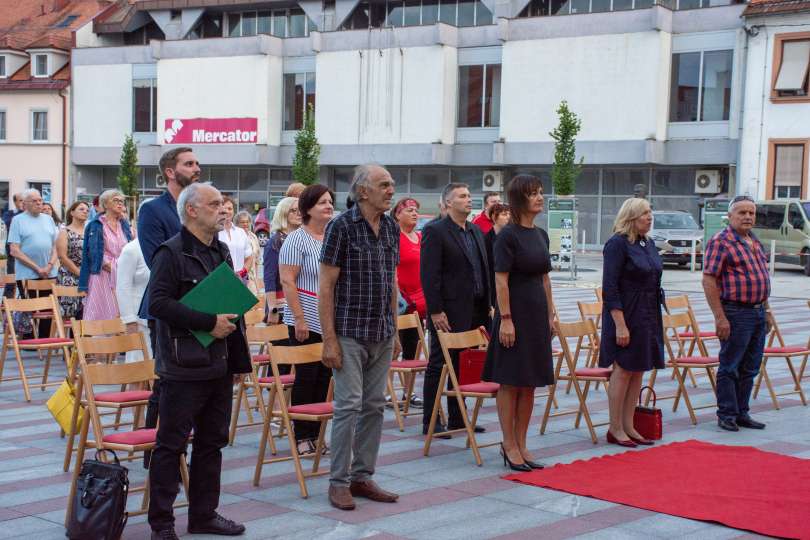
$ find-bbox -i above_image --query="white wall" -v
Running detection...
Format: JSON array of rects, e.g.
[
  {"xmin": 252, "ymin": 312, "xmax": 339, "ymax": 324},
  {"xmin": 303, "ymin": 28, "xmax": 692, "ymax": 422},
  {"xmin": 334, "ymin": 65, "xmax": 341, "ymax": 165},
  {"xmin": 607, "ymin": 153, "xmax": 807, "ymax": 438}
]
[
  {"xmin": 500, "ymin": 31, "xmax": 671, "ymax": 142},
  {"xmin": 157, "ymin": 55, "xmax": 281, "ymax": 146},
  {"xmin": 738, "ymin": 16, "xmax": 810, "ymax": 198},
  {"xmin": 315, "ymin": 45, "xmax": 455, "ymax": 145},
  {"xmin": 72, "ymin": 63, "xmax": 132, "ymax": 147}
]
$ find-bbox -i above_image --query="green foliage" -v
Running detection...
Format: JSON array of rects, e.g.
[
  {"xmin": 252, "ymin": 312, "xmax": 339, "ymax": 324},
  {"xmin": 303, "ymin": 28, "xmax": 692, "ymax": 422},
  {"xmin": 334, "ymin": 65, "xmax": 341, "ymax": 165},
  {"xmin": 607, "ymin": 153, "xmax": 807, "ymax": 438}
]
[
  {"xmin": 117, "ymin": 134, "xmax": 140, "ymax": 218},
  {"xmin": 292, "ymin": 104, "xmax": 320, "ymax": 186},
  {"xmin": 549, "ymin": 100, "xmax": 583, "ymax": 196}
]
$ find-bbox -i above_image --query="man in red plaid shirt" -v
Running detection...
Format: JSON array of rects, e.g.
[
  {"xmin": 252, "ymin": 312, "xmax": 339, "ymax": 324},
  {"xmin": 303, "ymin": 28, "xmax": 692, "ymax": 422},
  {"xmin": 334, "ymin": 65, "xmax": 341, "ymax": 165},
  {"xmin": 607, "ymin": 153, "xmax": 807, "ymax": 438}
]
[{"xmin": 702, "ymin": 196, "xmax": 774, "ymax": 432}]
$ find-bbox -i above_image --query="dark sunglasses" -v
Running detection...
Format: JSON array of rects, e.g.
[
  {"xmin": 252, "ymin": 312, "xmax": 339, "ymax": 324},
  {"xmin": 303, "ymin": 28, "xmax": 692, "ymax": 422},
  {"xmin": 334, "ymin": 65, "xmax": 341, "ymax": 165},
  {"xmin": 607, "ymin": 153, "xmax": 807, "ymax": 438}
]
[{"xmin": 730, "ymin": 195, "xmax": 754, "ymax": 205}]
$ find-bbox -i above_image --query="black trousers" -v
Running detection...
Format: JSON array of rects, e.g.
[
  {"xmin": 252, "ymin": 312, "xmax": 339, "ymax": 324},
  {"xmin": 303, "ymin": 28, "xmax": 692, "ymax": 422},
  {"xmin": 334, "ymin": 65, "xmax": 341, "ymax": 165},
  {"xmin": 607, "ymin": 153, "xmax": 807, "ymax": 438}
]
[
  {"xmin": 16, "ymin": 279, "xmax": 52, "ymax": 337},
  {"xmin": 423, "ymin": 298, "xmax": 489, "ymax": 429},
  {"xmin": 4, "ymin": 251, "xmax": 15, "ymax": 298},
  {"xmin": 145, "ymin": 319, "xmax": 161, "ymax": 429},
  {"xmin": 287, "ymin": 326, "xmax": 331, "ymax": 442},
  {"xmin": 399, "ymin": 327, "xmax": 419, "ymax": 361},
  {"xmin": 148, "ymin": 374, "xmax": 232, "ymax": 531}
]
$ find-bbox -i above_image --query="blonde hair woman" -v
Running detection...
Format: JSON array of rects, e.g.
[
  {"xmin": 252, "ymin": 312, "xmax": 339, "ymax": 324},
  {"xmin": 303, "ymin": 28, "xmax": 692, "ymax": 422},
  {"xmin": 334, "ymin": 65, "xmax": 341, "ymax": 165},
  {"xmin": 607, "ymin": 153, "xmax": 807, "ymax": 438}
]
[
  {"xmin": 263, "ymin": 197, "xmax": 302, "ymax": 324},
  {"xmin": 599, "ymin": 197, "xmax": 665, "ymax": 447}
]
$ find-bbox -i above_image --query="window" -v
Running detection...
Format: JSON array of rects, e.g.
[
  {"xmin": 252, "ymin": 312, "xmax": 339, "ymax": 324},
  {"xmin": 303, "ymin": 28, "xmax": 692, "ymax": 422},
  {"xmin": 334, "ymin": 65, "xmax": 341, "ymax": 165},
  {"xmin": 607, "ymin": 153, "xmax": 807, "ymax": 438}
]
[
  {"xmin": 33, "ymin": 54, "xmax": 48, "ymax": 77},
  {"xmin": 53, "ymin": 14, "xmax": 79, "ymax": 28},
  {"xmin": 771, "ymin": 33, "xmax": 810, "ymax": 102},
  {"xmin": 342, "ymin": 0, "xmax": 493, "ymax": 29},
  {"xmin": 771, "ymin": 143, "xmax": 806, "ymax": 199},
  {"xmin": 31, "ymin": 111, "xmax": 47, "ymax": 141},
  {"xmin": 670, "ymin": 49, "xmax": 732, "ymax": 122},
  {"xmin": 133, "ymin": 79, "xmax": 157, "ymax": 132},
  {"xmin": 283, "ymin": 72, "xmax": 316, "ymax": 130},
  {"xmin": 0, "ymin": 110, "xmax": 5, "ymax": 141},
  {"xmin": 788, "ymin": 203, "xmax": 805, "ymax": 229},
  {"xmin": 518, "ymin": 0, "xmax": 661, "ymax": 17},
  {"xmin": 188, "ymin": 12, "xmax": 223, "ymax": 38},
  {"xmin": 28, "ymin": 182, "xmax": 51, "ymax": 203},
  {"xmin": 0, "ymin": 56, "xmax": 5, "ymax": 77},
  {"xmin": 458, "ymin": 64, "xmax": 501, "ymax": 128},
  {"xmin": 228, "ymin": 9, "xmax": 315, "ymax": 37}
]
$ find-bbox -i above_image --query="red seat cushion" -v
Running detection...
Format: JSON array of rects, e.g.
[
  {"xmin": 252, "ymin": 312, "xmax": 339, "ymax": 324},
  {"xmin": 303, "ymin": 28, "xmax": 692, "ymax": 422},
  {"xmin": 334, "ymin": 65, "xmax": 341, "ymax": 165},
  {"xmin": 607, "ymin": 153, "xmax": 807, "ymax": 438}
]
[
  {"xmin": 252, "ymin": 354, "xmax": 270, "ymax": 364},
  {"xmin": 677, "ymin": 331, "xmax": 717, "ymax": 338},
  {"xmin": 257, "ymin": 374, "xmax": 295, "ymax": 385},
  {"xmin": 669, "ymin": 356, "xmax": 719, "ymax": 365},
  {"xmin": 765, "ymin": 346, "xmax": 809, "ymax": 355},
  {"xmin": 574, "ymin": 367, "xmax": 612, "ymax": 378},
  {"xmin": 17, "ymin": 337, "xmax": 73, "ymax": 346},
  {"xmin": 391, "ymin": 360, "xmax": 428, "ymax": 369},
  {"xmin": 287, "ymin": 402, "xmax": 333, "ymax": 416},
  {"xmin": 102, "ymin": 428, "xmax": 156, "ymax": 446},
  {"xmin": 458, "ymin": 382, "xmax": 500, "ymax": 394},
  {"xmin": 94, "ymin": 390, "xmax": 153, "ymax": 403}
]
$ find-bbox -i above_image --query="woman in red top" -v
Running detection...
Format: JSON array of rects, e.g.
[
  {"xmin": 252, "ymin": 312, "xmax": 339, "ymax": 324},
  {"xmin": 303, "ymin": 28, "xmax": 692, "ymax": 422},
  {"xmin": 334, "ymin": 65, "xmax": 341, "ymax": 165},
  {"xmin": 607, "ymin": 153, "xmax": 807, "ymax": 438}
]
[{"xmin": 392, "ymin": 197, "xmax": 426, "ymax": 359}]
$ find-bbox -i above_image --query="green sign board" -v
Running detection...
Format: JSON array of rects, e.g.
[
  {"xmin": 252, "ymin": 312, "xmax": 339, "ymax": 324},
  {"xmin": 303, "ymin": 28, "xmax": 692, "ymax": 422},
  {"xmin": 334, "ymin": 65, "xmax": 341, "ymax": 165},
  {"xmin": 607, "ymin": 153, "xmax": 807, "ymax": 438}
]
[
  {"xmin": 704, "ymin": 198, "xmax": 729, "ymax": 246},
  {"xmin": 548, "ymin": 198, "xmax": 577, "ymax": 262},
  {"xmin": 548, "ymin": 198, "xmax": 577, "ymax": 211}
]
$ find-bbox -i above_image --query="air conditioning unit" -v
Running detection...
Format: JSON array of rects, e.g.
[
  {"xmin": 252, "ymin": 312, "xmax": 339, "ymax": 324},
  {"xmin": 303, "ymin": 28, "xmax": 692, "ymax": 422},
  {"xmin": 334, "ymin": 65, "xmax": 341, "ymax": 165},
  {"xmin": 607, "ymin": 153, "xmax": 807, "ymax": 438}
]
[
  {"xmin": 155, "ymin": 174, "xmax": 167, "ymax": 188},
  {"xmin": 482, "ymin": 170, "xmax": 503, "ymax": 192},
  {"xmin": 694, "ymin": 170, "xmax": 721, "ymax": 194}
]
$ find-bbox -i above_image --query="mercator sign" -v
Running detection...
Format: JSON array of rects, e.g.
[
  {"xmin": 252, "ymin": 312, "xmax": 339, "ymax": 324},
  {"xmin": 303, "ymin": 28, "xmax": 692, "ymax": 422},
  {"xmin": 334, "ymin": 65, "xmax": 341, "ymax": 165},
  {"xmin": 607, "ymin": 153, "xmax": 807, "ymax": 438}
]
[{"xmin": 163, "ymin": 118, "xmax": 258, "ymax": 144}]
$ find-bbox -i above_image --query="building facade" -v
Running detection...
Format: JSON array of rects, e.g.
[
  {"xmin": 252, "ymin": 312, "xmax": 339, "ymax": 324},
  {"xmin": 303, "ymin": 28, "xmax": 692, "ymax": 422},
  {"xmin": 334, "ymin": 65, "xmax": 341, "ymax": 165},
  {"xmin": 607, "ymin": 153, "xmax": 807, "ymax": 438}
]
[
  {"xmin": 71, "ymin": 0, "xmax": 746, "ymax": 245},
  {"xmin": 0, "ymin": 0, "xmax": 107, "ymax": 213}
]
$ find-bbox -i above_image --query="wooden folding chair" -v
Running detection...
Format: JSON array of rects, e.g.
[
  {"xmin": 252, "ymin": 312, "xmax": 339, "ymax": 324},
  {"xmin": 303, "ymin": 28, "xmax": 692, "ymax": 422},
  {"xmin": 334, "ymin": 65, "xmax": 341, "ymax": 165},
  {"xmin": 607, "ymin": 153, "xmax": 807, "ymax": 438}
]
[
  {"xmin": 0, "ymin": 274, "xmax": 15, "ymax": 306},
  {"xmin": 665, "ymin": 295, "xmax": 717, "ymax": 358},
  {"xmin": 62, "ymin": 318, "xmax": 150, "ymax": 471},
  {"xmin": 540, "ymin": 319, "xmax": 611, "ymax": 444},
  {"xmin": 574, "ymin": 301, "xmax": 603, "ymax": 391},
  {"xmin": 653, "ymin": 312, "xmax": 719, "ymax": 425},
  {"xmin": 752, "ymin": 311, "xmax": 808, "ymax": 410},
  {"xmin": 253, "ymin": 342, "xmax": 332, "ymax": 498},
  {"xmin": 66, "ymin": 332, "xmax": 188, "ymax": 524},
  {"xmin": 594, "ymin": 287, "xmax": 603, "ymax": 302},
  {"xmin": 51, "ymin": 285, "xmax": 86, "ymax": 336},
  {"xmin": 0, "ymin": 295, "xmax": 73, "ymax": 401},
  {"xmin": 423, "ymin": 327, "xmax": 499, "ymax": 466},
  {"xmin": 22, "ymin": 279, "xmax": 57, "ymax": 335},
  {"xmin": 229, "ymin": 323, "xmax": 294, "ymax": 446},
  {"xmin": 388, "ymin": 313, "xmax": 429, "ymax": 432}
]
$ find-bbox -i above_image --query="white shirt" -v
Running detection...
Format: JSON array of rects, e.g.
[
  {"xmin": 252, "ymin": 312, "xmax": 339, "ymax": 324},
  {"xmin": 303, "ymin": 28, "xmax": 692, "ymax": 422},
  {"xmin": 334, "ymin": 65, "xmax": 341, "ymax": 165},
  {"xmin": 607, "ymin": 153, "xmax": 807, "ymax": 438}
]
[
  {"xmin": 115, "ymin": 239, "xmax": 152, "ymax": 362},
  {"xmin": 218, "ymin": 224, "xmax": 253, "ymax": 272}
]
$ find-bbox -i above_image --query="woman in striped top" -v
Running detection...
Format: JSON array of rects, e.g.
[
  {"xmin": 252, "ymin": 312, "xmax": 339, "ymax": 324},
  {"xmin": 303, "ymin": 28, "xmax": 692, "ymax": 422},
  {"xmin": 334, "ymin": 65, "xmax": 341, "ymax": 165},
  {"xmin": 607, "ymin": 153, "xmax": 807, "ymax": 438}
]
[{"xmin": 279, "ymin": 184, "xmax": 335, "ymax": 455}]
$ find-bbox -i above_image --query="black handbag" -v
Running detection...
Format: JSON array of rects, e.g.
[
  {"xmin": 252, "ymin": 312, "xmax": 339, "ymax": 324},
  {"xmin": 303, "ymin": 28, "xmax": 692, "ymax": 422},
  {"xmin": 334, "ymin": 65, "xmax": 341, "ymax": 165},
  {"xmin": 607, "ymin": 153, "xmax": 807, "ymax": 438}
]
[{"xmin": 67, "ymin": 450, "xmax": 129, "ymax": 540}]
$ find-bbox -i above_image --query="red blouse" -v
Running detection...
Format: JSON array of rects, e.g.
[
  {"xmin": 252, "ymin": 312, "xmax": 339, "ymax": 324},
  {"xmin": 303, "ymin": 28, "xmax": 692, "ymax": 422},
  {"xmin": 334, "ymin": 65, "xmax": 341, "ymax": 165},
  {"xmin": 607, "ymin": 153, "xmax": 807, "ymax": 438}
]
[{"xmin": 397, "ymin": 230, "xmax": 426, "ymax": 317}]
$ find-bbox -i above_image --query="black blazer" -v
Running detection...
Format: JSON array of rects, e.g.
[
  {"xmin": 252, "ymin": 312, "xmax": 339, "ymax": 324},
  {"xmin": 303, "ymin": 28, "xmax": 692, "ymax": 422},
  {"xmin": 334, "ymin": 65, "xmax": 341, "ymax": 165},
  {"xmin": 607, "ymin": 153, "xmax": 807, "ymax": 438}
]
[{"xmin": 420, "ymin": 215, "xmax": 491, "ymax": 332}]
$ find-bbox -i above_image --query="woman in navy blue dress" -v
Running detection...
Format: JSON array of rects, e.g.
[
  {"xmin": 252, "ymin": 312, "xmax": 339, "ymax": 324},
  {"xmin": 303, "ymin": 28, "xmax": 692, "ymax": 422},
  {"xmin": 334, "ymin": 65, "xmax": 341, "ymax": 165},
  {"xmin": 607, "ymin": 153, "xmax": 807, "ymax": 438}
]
[{"xmin": 600, "ymin": 197, "xmax": 665, "ymax": 447}]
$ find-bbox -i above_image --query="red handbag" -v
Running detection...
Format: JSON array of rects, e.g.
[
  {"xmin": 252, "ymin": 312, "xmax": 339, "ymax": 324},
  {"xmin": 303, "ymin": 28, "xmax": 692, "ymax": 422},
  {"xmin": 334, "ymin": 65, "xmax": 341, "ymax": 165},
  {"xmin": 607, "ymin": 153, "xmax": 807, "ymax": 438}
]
[
  {"xmin": 458, "ymin": 349, "xmax": 487, "ymax": 386},
  {"xmin": 633, "ymin": 386, "xmax": 663, "ymax": 440}
]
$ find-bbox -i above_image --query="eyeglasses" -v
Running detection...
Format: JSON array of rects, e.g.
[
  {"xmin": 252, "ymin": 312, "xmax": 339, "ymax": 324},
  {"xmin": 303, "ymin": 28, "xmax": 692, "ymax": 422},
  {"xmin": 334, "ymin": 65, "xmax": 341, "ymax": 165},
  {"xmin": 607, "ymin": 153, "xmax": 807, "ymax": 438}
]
[
  {"xmin": 111, "ymin": 198, "xmax": 126, "ymax": 205},
  {"xmin": 288, "ymin": 208, "xmax": 301, "ymax": 215}
]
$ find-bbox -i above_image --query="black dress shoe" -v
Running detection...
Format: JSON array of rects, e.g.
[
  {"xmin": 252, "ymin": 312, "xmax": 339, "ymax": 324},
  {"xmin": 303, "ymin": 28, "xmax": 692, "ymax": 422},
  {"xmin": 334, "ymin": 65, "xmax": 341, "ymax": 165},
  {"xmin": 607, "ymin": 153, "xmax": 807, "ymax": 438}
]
[
  {"xmin": 423, "ymin": 423, "xmax": 452, "ymax": 439},
  {"xmin": 718, "ymin": 418, "xmax": 739, "ymax": 432},
  {"xmin": 736, "ymin": 415, "xmax": 766, "ymax": 429},
  {"xmin": 188, "ymin": 513, "xmax": 246, "ymax": 536},
  {"xmin": 448, "ymin": 424, "xmax": 486, "ymax": 433},
  {"xmin": 151, "ymin": 530, "xmax": 179, "ymax": 540}
]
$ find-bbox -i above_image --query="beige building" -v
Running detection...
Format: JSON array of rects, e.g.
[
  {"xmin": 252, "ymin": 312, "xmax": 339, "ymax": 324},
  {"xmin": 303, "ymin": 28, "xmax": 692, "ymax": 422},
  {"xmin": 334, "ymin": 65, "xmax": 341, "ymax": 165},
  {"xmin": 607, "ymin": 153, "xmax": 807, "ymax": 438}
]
[{"xmin": 0, "ymin": 0, "xmax": 109, "ymax": 215}]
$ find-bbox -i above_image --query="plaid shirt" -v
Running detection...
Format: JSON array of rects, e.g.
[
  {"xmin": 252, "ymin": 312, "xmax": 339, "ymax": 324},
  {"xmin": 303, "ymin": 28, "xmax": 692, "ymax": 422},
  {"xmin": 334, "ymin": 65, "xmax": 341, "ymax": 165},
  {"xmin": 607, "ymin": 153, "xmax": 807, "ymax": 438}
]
[
  {"xmin": 320, "ymin": 205, "xmax": 400, "ymax": 342},
  {"xmin": 703, "ymin": 226, "xmax": 771, "ymax": 304}
]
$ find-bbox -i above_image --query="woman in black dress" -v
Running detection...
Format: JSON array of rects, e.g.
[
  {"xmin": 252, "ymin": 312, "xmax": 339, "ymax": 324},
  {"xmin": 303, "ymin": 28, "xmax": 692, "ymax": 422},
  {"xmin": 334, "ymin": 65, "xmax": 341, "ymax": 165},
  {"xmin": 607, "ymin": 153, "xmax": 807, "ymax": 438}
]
[
  {"xmin": 600, "ymin": 197, "xmax": 665, "ymax": 448},
  {"xmin": 483, "ymin": 175, "xmax": 556, "ymax": 472}
]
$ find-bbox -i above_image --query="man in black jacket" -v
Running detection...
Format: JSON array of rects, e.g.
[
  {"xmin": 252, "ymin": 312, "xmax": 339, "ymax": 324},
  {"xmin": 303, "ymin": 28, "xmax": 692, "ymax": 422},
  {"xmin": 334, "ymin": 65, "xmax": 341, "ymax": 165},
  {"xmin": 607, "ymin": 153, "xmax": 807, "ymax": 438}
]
[
  {"xmin": 420, "ymin": 183, "xmax": 491, "ymax": 437},
  {"xmin": 147, "ymin": 182, "xmax": 250, "ymax": 539}
]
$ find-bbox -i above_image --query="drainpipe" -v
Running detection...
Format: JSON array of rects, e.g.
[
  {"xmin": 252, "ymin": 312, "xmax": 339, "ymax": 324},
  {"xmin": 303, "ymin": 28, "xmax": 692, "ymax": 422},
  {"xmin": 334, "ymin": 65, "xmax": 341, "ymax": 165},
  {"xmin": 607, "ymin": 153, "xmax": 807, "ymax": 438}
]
[
  {"xmin": 733, "ymin": 27, "xmax": 749, "ymax": 197},
  {"xmin": 59, "ymin": 87, "xmax": 67, "ymax": 212}
]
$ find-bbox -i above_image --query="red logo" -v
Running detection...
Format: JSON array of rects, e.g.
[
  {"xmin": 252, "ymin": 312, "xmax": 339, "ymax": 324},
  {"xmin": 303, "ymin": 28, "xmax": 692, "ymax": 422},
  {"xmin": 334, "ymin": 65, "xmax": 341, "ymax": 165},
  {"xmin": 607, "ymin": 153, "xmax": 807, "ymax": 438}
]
[{"xmin": 163, "ymin": 118, "xmax": 258, "ymax": 144}]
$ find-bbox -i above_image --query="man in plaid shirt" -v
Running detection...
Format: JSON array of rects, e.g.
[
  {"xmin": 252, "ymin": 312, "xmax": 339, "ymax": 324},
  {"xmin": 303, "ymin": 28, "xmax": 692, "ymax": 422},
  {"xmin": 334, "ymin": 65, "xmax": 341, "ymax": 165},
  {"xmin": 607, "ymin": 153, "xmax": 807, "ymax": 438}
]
[
  {"xmin": 319, "ymin": 164, "xmax": 402, "ymax": 511},
  {"xmin": 702, "ymin": 196, "xmax": 774, "ymax": 432}
]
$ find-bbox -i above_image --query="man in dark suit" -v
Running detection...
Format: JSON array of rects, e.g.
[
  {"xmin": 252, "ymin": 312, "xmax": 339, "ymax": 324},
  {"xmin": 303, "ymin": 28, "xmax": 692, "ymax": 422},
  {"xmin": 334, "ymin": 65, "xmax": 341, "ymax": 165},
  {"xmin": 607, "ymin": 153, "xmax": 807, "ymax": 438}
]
[{"xmin": 420, "ymin": 183, "xmax": 491, "ymax": 437}]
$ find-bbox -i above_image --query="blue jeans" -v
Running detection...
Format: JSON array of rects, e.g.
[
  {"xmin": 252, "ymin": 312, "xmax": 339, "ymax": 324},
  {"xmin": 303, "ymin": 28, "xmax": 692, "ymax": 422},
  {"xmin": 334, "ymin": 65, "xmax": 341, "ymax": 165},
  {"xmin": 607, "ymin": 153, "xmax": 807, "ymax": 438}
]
[{"xmin": 716, "ymin": 304, "xmax": 767, "ymax": 421}]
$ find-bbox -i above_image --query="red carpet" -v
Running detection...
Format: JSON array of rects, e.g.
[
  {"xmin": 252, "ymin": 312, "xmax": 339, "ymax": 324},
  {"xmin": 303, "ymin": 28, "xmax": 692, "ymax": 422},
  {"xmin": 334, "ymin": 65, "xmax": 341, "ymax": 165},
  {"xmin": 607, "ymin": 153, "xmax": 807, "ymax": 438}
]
[{"xmin": 505, "ymin": 440, "xmax": 810, "ymax": 539}]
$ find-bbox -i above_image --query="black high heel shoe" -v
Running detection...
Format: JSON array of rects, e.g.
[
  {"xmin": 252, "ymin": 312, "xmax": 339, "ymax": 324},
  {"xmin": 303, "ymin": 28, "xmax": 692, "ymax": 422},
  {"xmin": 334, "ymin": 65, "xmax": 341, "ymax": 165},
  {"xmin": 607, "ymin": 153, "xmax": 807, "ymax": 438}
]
[
  {"xmin": 500, "ymin": 443, "xmax": 531, "ymax": 472},
  {"xmin": 523, "ymin": 459, "xmax": 545, "ymax": 470}
]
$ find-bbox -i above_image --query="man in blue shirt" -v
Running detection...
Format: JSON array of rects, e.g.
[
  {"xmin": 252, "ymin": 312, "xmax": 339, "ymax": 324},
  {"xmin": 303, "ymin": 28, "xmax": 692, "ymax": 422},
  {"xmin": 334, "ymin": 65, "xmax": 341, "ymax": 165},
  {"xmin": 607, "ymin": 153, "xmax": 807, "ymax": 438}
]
[
  {"xmin": 138, "ymin": 147, "xmax": 201, "ymax": 463},
  {"xmin": 3, "ymin": 193, "xmax": 24, "ymax": 298},
  {"xmin": 8, "ymin": 189, "xmax": 58, "ymax": 336}
]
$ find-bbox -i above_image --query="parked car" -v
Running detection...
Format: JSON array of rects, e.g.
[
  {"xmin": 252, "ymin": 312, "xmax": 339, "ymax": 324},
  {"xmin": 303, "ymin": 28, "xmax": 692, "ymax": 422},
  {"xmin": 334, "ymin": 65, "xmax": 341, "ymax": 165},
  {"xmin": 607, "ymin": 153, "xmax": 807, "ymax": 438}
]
[
  {"xmin": 650, "ymin": 211, "xmax": 703, "ymax": 266},
  {"xmin": 752, "ymin": 199, "xmax": 810, "ymax": 276}
]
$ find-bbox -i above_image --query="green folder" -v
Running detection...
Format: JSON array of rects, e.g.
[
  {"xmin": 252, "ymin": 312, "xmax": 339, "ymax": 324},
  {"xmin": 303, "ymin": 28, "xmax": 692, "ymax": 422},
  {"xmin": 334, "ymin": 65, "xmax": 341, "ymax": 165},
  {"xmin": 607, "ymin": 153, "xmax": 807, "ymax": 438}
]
[{"xmin": 179, "ymin": 261, "xmax": 259, "ymax": 347}]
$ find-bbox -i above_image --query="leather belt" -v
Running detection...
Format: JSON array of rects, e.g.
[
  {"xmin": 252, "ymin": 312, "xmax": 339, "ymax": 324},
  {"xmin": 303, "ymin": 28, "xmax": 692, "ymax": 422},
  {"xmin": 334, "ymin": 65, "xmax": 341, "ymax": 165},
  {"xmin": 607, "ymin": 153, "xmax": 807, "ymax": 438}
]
[{"xmin": 721, "ymin": 300, "xmax": 764, "ymax": 309}]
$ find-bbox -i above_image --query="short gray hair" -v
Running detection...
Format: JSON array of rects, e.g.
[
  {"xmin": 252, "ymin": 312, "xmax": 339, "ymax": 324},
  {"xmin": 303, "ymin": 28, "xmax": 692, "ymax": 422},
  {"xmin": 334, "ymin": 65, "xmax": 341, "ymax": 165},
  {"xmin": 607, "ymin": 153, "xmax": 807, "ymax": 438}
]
[
  {"xmin": 349, "ymin": 163, "xmax": 383, "ymax": 204},
  {"xmin": 234, "ymin": 210, "xmax": 252, "ymax": 227},
  {"xmin": 177, "ymin": 182, "xmax": 215, "ymax": 225},
  {"xmin": 441, "ymin": 182, "xmax": 469, "ymax": 204},
  {"xmin": 21, "ymin": 188, "xmax": 40, "ymax": 201},
  {"xmin": 99, "ymin": 189, "xmax": 125, "ymax": 210}
]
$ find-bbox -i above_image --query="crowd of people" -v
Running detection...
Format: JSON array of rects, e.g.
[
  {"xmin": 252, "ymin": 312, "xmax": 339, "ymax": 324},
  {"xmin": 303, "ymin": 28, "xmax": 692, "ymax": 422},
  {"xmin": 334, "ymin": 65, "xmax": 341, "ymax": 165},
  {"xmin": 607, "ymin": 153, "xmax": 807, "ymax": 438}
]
[{"xmin": 0, "ymin": 148, "xmax": 775, "ymax": 539}]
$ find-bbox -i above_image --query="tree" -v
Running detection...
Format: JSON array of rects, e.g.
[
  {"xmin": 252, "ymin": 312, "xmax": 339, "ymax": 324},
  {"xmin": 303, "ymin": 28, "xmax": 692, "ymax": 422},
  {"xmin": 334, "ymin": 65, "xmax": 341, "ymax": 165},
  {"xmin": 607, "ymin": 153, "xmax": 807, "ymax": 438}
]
[
  {"xmin": 292, "ymin": 104, "xmax": 320, "ymax": 185},
  {"xmin": 117, "ymin": 134, "xmax": 140, "ymax": 219},
  {"xmin": 549, "ymin": 100, "xmax": 583, "ymax": 196}
]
